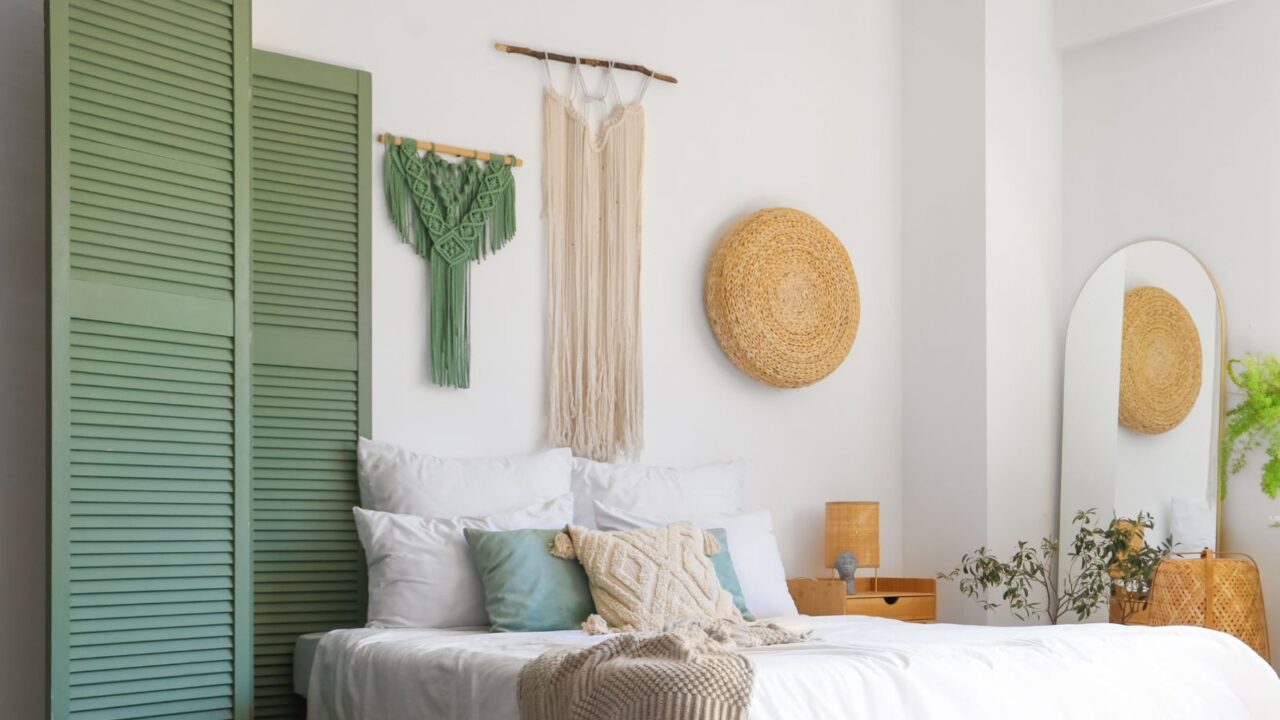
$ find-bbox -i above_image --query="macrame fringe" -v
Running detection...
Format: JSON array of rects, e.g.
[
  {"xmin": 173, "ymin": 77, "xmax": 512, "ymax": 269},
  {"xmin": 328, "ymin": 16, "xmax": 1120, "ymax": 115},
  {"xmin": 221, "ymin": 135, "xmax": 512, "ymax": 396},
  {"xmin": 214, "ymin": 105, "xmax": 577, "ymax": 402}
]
[
  {"xmin": 484, "ymin": 170, "xmax": 517, "ymax": 259},
  {"xmin": 544, "ymin": 84, "xmax": 645, "ymax": 459},
  {"xmin": 381, "ymin": 138, "xmax": 516, "ymax": 388},
  {"xmin": 430, "ymin": 261, "xmax": 470, "ymax": 388}
]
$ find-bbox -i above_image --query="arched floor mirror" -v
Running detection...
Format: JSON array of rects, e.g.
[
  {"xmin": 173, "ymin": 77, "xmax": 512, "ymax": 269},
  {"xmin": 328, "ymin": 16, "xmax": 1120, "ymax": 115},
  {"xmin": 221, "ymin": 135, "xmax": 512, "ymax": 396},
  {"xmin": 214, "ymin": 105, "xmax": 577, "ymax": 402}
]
[{"xmin": 1060, "ymin": 239, "xmax": 1227, "ymax": 622}]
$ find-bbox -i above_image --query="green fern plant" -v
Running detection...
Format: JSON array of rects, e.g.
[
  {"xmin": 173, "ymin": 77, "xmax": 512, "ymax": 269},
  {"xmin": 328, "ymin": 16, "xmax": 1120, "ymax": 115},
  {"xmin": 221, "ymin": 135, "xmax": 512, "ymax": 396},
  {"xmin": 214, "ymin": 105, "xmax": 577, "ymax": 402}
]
[{"xmin": 1220, "ymin": 354, "xmax": 1280, "ymax": 500}]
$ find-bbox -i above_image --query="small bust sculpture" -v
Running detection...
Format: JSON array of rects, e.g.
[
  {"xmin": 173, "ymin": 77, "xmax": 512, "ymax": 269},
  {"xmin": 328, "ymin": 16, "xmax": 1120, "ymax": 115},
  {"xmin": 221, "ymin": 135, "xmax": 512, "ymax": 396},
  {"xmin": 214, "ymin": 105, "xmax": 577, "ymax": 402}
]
[{"xmin": 835, "ymin": 551, "xmax": 859, "ymax": 595}]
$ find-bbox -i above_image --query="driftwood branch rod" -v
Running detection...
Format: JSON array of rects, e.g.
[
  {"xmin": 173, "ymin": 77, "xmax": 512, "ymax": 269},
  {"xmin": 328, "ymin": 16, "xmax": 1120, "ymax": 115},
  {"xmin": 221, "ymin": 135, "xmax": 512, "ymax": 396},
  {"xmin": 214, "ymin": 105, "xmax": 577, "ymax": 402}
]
[{"xmin": 495, "ymin": 42, "xmax": 678, "ymax": 85}]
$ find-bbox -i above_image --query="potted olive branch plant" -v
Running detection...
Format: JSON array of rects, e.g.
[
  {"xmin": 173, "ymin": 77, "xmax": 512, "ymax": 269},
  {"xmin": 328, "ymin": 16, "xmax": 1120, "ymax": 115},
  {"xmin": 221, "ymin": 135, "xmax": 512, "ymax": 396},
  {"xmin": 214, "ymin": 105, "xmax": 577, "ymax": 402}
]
[
  {"xmin": 938, "ymin": 510, "xmax": 1167, "ymax": 625},
  {"xmin": 1219, "ymin": 353, "xmax": 1280, "ymax": 500}
]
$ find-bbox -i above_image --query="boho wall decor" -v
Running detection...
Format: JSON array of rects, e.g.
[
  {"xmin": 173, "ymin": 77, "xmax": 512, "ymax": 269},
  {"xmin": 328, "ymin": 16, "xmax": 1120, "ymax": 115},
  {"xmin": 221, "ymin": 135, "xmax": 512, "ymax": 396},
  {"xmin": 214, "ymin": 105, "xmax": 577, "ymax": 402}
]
[
  {"xmin": 526, "ymin": 48, "xmax": 669, "ymax": 461},
  {"xmin": 705, "ymin": 208, "xmax": 860, "ymax": 388},
  {"xmin": 1118, "ymin": 285, "xmax": 1202, "ymax": 434},
  {"xmin": 382, "ymin": 135, "xmax": 519, "ymax": 388}
]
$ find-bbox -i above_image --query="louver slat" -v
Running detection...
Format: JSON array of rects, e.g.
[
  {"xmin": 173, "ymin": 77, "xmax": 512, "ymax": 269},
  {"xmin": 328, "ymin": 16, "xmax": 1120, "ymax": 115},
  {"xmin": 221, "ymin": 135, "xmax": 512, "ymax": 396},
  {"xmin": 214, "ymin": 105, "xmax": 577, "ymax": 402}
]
[
  {"xmin": 49, "ymin": 1, "xmax": 249, "ymax": 719},
  {"xmin": 250, "ymin": 51, "xmax": 370, "ymax": 719},
  {"xmin": 61, "ymin": 320, "xmax": 238, "ymax": 719}
]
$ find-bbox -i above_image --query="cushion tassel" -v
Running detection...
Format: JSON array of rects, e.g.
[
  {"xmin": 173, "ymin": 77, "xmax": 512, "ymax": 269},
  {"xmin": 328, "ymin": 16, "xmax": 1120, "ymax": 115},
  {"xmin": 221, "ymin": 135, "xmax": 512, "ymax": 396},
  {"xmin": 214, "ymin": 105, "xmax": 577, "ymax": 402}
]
[
  {"xmin": 581, "ymin": 614, "xmax": 610, "ymax": 635},
  {"xmin": 550, "ymin": 530, "xmax": 576, "ymax": 560},
  {"xmin": 703, "ymin": 530, "xmax": 721, "ymax": 556}
]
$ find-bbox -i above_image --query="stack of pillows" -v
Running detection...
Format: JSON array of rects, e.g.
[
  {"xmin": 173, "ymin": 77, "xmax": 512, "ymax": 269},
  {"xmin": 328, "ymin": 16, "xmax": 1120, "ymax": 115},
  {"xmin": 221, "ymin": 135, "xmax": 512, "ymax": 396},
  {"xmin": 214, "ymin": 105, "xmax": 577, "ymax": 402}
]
[{"xmin": 354, "ymin": 438, "xmax": 798, "ymax": 634}]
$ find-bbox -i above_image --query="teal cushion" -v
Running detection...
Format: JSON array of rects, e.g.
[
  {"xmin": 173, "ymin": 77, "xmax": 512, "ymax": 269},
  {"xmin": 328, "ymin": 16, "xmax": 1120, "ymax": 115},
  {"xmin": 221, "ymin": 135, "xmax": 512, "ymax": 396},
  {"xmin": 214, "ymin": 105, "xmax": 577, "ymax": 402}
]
[
  {"xmin": 707, "ymin": 527, "xmax": 754, "ymax": 621},
  {"xmin": 464, "ymin": 528, "xmax": 595, "ymax": 632}
]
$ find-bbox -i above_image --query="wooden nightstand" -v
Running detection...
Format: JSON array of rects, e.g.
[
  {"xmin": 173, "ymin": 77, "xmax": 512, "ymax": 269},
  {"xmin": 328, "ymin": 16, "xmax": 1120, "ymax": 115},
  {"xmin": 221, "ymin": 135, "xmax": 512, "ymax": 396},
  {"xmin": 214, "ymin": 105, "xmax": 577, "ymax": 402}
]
[{"xmin": 787, "ymin": 577, "xmax": 937, "ymax": 622}]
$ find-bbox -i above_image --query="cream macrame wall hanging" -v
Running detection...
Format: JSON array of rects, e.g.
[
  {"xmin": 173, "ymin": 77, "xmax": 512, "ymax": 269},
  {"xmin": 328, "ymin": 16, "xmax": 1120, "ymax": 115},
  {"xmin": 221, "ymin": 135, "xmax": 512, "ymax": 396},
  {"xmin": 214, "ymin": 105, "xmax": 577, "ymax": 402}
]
[
  {"xmin": 381, "ymin": 135, "xmax": 518, "ymax": 388},
  {"xmin": 495, "ymin": 43, "xmax": 674, "ymax": 459},
  {"xmin": 542, "ymin": 58, "xmax": 653, "ymax": 461}
]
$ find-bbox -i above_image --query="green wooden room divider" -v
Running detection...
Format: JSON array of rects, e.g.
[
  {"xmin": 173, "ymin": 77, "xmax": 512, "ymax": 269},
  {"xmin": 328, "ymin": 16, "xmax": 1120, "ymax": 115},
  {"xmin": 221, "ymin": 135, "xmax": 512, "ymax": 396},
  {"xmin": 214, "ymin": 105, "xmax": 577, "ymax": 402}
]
[
  {"xmin": 249, "ymin": 49, "xmax": 371, "ymax": 719},
  {"xmin": 48, "ymin": 0, "xmax": 253, "ymax": 716},
  {"xmin": 48, "ymin": 2, "xmax": 370, "ymax": 717}
]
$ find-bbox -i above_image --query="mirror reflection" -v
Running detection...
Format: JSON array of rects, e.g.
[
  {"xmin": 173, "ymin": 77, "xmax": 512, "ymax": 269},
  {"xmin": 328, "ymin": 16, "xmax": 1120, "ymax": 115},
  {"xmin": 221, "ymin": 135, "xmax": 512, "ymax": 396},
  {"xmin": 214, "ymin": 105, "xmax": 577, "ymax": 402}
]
[{"xmin": 1060, "ymin": 240, "xmax": 1224, "ymax": 574}]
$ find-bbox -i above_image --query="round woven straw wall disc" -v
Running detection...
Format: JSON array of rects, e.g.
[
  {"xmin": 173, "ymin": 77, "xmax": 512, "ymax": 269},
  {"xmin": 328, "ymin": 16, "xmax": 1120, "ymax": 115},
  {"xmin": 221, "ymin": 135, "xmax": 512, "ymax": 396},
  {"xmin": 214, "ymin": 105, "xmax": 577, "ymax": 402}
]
[
  {"xmin": 1118, "ymin": 286, "xmax": 1202, "ymax": 435},
  {"xmin": 704, "ymin": 208, "xmax": 859, "ymax": 388}
]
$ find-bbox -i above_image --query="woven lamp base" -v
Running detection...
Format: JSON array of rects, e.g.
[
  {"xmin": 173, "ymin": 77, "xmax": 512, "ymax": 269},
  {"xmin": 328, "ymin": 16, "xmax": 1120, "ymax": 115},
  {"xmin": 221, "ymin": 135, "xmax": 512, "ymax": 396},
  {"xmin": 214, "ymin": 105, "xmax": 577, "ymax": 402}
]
[{"xmin": 1147, "ymin": 551, "xmax": 1269, "ymax": 661}]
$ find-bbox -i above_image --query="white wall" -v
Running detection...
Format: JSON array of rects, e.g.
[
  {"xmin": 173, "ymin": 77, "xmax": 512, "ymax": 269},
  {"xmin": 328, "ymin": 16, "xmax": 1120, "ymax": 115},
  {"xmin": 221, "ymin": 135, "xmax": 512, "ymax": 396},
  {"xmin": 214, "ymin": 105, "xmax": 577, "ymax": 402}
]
[
  {"xmin": 0, "ymin": 0, "xmax": 47, "ymax": 716},
  {"xmin": 901, "ymin": 0, "xmax": 989, "ymax": 624},
  {"xmin": 1063, "ymin": 0, "xmax": 1280, "ymax": 664},
  {"xmin": 903, "ymin": 0, "xmax": 1063, "ymax": 624},
  {"xmin": 253, "ymin": 0, "xmax": 906, "ymax": 579},
  {"xmin": 984, "ymin": 0, "xmax": 1063, "ymax": 598}
]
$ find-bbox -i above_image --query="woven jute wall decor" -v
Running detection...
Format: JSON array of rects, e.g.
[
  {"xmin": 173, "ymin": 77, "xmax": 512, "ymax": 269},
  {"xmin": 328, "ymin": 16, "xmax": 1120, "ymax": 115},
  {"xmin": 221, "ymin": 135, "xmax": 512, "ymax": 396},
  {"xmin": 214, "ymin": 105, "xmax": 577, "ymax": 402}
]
[
  {"xmin": 1118, "ymin": 286, "xmax": 1202, "ymax": 434},
  {"xmin": 705, "ymin": 208, "xmax": 859, "ymax": 388}
]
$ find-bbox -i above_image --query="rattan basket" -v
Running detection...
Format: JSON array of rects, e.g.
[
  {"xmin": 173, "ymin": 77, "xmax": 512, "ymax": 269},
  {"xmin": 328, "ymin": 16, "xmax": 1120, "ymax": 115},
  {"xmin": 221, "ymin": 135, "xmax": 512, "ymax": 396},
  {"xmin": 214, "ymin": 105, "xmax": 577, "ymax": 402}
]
[{"xmin": 1147, "ymin": 550, "xmax": 1269, "ymax": 661}]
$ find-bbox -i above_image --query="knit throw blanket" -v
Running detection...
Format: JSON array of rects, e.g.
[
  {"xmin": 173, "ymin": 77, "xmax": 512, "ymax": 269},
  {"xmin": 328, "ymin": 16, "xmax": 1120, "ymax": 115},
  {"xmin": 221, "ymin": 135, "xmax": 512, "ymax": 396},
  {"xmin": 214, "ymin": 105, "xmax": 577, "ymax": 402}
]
[{"xmin": 518, "ymin": 621, "xmax": 808, "ymax": 720}]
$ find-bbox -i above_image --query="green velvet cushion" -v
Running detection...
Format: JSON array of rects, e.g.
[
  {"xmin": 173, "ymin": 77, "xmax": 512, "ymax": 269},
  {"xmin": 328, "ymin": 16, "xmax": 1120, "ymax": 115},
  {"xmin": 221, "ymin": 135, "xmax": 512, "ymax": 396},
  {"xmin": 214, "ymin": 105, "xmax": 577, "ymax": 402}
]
[
  {"xmin": 707, "ymin": 527, "xmax": 754, "ymax": 621},
  {"xmin": 464, "ymin": 528, "xmax": 596, "ymax": 632}
]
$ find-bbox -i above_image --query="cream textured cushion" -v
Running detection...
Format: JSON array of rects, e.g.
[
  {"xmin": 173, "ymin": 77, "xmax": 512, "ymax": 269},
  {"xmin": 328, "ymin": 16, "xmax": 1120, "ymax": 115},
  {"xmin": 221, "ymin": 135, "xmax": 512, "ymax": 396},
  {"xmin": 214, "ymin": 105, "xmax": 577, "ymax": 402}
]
[
  {"xmin": 556, "ymin": 522, "xmax": 743, "ymax": 633},
  {"xmin": 593, "ymin": 504, "xmax": 799, "ymax": 619}
]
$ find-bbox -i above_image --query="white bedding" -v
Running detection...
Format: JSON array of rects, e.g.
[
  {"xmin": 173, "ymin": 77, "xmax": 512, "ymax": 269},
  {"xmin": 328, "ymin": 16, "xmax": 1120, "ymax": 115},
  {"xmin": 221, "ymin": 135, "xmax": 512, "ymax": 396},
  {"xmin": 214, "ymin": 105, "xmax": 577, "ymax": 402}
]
[{"xmin": 308, "ymin": 615, "xmax": 1280, "ymax": 720}]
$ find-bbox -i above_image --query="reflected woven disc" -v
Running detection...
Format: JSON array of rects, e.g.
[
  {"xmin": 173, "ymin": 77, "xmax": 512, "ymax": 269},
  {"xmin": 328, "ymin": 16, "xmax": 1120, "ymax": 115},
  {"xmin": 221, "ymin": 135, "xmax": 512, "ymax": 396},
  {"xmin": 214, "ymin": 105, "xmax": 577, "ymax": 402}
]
[
  {"xmin": 1118, "ymin": 286, "xmax": 1201, "ymax": 434},
  {"xmin": 704, "ymin": 208, "xmax": 859, "ymax": 388}
]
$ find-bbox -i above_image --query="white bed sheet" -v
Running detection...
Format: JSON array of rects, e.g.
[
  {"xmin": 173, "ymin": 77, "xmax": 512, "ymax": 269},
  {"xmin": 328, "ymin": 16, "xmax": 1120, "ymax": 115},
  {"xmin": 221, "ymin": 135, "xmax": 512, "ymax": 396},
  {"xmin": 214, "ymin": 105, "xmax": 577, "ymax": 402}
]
[{"xmin": 308, "ymin": 615, "xmax": 1280, "ymax": 720}]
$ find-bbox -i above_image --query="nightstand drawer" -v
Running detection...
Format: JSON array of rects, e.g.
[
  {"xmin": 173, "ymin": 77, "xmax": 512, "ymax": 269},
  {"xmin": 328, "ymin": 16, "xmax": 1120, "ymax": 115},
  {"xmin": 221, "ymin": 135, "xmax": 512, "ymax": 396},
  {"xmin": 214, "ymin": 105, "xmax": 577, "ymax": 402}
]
[
  {"xmin": 844, "ymin": 593, "xmax": 935, "ymax": 621},
  {"xmin": 787, "ymin": 578, "xmax": 938, "ymax": 622}
]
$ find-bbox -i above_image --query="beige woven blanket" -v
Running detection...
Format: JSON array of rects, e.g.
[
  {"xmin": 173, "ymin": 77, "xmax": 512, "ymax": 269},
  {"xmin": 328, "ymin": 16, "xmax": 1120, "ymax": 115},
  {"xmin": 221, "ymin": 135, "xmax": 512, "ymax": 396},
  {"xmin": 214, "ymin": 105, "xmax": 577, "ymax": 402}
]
[{"xmin": 518, "ymin": 620, "xmax": 807, "ymax": 720}]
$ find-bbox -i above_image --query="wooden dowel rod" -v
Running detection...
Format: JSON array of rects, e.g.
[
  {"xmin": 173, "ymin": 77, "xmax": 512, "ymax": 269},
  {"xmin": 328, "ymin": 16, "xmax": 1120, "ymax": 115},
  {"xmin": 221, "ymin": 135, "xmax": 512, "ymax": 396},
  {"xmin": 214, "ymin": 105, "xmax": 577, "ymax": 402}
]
[
  {"xmin": 495, "ymin": 42, "xmax": 678, "ymax": 85},
  {"xmin": 376, "ymin": 134, "xmax": 523, "ymax": 167}
]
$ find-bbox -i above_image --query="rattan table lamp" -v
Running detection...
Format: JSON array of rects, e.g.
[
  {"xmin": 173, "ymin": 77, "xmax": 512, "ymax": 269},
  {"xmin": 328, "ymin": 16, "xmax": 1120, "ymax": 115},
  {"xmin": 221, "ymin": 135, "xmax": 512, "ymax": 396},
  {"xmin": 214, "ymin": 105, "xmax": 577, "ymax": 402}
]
[
  {"xmin": 824, "ymin": 501, "xmax": 880, "ymax": 595},
  {"xmin": 1147, "ymin": 550, "xmax": 1269, "ymax": 661}
]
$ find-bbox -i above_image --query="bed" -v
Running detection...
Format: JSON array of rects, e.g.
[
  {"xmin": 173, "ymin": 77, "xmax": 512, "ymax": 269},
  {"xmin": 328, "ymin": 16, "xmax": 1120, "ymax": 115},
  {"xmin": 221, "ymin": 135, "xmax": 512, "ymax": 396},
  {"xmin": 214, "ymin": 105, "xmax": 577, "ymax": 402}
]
[{"xmin": 300, "ymin": 615, "xmax": 1280, "ymax": 719}]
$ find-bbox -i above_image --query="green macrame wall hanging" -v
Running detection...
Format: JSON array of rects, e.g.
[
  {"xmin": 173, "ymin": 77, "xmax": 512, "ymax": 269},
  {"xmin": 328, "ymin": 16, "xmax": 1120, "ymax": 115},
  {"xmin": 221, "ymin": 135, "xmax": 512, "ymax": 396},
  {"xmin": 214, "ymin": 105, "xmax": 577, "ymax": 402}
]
[{"xmin": 382, "ymin": 137, "xmax": 517, "ymax": 388}]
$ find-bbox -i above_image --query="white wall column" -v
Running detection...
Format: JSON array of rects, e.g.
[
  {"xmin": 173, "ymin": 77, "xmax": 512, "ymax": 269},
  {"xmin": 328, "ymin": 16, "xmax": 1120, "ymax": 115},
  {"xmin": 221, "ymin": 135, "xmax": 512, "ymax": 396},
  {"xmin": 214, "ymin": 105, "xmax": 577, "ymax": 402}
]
[{"xmin": 903, "ymin": 0, "xmax": 1063, "ymax": 624}]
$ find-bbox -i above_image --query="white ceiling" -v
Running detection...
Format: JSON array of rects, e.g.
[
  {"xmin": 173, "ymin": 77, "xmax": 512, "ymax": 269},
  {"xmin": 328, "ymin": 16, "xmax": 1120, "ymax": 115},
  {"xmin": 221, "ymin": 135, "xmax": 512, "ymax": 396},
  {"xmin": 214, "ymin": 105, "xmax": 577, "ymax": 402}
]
[{"xmin": 1055, "ymin": 0, "xmax": 1237, "ymax": 49}]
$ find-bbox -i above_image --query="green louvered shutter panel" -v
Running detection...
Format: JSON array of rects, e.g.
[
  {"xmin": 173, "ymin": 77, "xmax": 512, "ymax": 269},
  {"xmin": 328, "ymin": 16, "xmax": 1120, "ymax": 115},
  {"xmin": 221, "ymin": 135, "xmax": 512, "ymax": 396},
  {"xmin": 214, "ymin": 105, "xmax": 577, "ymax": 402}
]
[
  {"xmin": 47, "ymin": 1, "xmax": 252, "ymax": 719},
  {"xmin": 249, "ymin": 50, "xmax": 371, "ymax": 719}
]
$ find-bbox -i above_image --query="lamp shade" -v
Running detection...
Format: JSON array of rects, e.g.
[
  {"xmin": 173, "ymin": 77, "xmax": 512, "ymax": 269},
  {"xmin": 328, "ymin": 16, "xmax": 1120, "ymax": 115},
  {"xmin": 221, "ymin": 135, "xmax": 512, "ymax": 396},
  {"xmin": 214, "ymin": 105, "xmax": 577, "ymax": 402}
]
[
  {"xmin": 824, "ymin": 501, "xmax": 879, "ymax": 570},
  {"xmin": 1148, "ymin": 550, "xmax": 1269, "ymax": 661}
]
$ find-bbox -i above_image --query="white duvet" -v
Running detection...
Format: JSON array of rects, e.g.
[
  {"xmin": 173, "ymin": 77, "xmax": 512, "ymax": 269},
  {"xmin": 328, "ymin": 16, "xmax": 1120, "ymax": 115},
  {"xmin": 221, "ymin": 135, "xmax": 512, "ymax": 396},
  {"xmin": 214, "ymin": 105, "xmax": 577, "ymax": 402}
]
[{"xmin": 308, "ymin": 615, "xmax": 1280, "ymax": 720}]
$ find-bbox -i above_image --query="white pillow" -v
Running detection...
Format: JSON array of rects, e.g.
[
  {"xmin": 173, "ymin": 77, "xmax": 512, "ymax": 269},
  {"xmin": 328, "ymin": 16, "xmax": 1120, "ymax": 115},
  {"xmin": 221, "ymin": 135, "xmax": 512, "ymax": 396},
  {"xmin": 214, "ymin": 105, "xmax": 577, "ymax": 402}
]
[
  {"xmin": 592, "ymin": 502, "xmax": 797, "ymax": 619},
  {"xmin": 357, "ymin": 437, "xmax": 572, "ymax": 518},
  {"xmin": 1170, "ymin": 497, "xmax": 1216, "ymax": 553},
  {"xmin": 570, "ymin": 457, "xmax": 743, "ymax": 527},
  {"xmin": 354, "ymin": 494, "xmax": 574, "ymax": 629}
]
